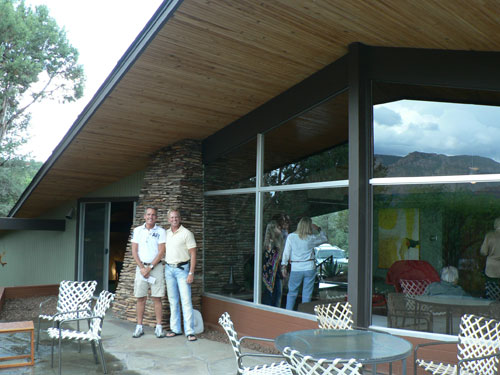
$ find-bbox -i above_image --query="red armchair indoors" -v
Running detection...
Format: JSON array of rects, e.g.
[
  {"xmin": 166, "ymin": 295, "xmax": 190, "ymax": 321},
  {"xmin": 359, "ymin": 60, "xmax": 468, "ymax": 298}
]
[{"xmin": 386, "ymin": 260, "xmax": 440, "ymax": 293}]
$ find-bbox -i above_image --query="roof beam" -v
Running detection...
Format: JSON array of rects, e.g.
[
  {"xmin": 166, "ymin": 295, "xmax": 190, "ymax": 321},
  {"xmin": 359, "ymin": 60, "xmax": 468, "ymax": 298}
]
[
  {"xmin": 0, "ymin": 218, "xmax": 65, "ymax": 231},
  {"xmin": 369, "ymin": 46, "xmax": 500, "ymax": 91},
  {"xmin": 202, "ymin": 55, "xmax": 349, "ymax": 164}
]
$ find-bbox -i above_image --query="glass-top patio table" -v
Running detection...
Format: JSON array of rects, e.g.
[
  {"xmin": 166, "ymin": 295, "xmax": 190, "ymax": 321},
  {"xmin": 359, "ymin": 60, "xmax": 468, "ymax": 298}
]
[
  {"xmin": 413, "ymin": 295, "xmax": 493, "ymax": 334},
  {"xmin": 275, "ymin": 329, "xmax": 412, "ymax": 375}
]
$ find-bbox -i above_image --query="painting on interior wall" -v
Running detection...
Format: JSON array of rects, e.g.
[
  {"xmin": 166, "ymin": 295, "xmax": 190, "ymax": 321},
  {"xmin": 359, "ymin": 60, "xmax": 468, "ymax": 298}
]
[{"xmin": 378, "ymin": 208, "xmax": 420, "ymax": 268}]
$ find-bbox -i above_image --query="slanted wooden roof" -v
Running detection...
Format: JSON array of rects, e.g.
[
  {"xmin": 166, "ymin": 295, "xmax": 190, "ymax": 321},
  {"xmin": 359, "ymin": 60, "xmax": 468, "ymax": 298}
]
[{"xmin": 12, "ymin": 0, "xmax": 500, "ymax": 218}]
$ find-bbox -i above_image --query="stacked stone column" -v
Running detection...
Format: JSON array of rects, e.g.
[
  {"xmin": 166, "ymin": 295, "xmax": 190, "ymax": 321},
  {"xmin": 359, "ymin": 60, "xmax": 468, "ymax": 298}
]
[{"xmin": 112, "ymin": 139, "xmax": 203, "ymax": 327}]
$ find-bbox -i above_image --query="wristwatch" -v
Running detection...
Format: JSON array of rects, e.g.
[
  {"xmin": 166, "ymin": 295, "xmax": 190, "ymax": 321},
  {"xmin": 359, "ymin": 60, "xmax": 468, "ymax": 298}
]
[{"xmin": 149, "ymin": 263, "xmax": 154, "ymax": 269}]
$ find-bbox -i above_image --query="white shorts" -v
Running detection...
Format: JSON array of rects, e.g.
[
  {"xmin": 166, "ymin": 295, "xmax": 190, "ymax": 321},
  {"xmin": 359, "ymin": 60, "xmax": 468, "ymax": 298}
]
[{"xmin": 134, "ymin": 264, "xmax": 165, "ymax": 297}]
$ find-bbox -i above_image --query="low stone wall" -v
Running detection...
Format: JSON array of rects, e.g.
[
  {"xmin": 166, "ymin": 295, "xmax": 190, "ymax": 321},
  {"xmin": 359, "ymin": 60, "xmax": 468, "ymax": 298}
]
[{"xmin": 112, "ymin": 139, "xmax": 203, "ymax": 327}]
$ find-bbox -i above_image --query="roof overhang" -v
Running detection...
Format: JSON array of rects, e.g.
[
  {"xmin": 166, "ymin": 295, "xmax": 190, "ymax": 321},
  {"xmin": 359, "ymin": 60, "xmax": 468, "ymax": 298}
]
[{"xmin": 9, "ymin": 0, "xmax": 500, "ymax": 218}]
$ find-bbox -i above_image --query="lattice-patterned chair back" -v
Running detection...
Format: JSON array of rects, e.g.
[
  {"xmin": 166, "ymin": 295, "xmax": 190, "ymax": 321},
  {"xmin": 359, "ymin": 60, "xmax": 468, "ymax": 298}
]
[
  {"xmin": 283, "ymin": 347, "xmax": 362, "ymax": 375},
  {"xmin": 55, "ymin": 280, "xmax": 98, "ymax": 319},
  {"xmin": 457, "ymin": 314, "xmax": 500, "ymax": 375},
  {"xmin": 486, "ymin": 281, "xmax": 500, "ymax": 301},
  {"xmin": 37, "ymin": 280, "xmax": 97, "ymax": 352},
  {"xmin": 218, "ymin": 312, "xmax": 292, "ymax": 375},
  {"xmin": 314, "ymin": 302, "xmax": 353, "ymax": 330},
  {"xmin": 89, "ymin": 291, "xmax": 115, "ymax": 339},
  {"xmin": 399, "ymin": 279, "xmax": 430, "ymax": 296},
  {"xmin": 218, "ymin": 312, "xmax": 243, "ymax": 364},
  {"xmin": 400, "ymin": 279, "xmax": 431, "ymax": 311},
  {"xmin": 416, "ymin": 314, "xmax": 500, "ymax": 375},
  {"xmin": 47, "ymin": 290, "xmax": 115, "ymax": 375}
]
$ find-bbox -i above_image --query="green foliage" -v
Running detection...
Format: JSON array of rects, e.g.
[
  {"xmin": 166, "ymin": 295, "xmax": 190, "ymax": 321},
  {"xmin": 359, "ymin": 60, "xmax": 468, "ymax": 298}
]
[
  {"xmin": 0, "ymin": 0, "xmax": 85, "ymax": 156},
  {"xmin": 264, "ymin": 143, "xmax": 348, "ymax": 186},
  {"xmin": 0, "ymin": 0, "xmax": 85, "ymax": 215},
  {"xmin": 0, "ymin": 158, "xmax": 42, "ymax": 216},
  {"xmin": 313, "ymin": 210, "xmax": 349, "ymax": 252}
]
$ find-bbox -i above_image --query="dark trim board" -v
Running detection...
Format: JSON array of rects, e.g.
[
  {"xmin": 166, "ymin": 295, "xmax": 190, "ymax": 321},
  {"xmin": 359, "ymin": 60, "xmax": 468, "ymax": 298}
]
[
  {"xmin": 0, "ymin": 218, "xmax": 65, "ymax": 231},
  {"xmin": 369, "ymin": 46, "xmax": 500, "ymax": 92},
  {"xmin": 202, "ymin": 55, "xmax": 349, "ymax": 164},
  {"xmin": 203, "ymin": 44, "xmax": 500, "ymax": 165}
]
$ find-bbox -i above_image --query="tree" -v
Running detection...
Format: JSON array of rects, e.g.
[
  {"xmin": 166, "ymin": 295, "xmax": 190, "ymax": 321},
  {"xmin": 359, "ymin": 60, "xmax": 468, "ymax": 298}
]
[
  {"xmin": 0, "ymin": 0, "xmax": 85, "ymax": 155},
  {"xmin": 0, "ymin": 158, "xmax": 41, "ymax": 215},
  {"xmin": 0, "ymin": 0, "xmax": 84, "ymax": 215}
]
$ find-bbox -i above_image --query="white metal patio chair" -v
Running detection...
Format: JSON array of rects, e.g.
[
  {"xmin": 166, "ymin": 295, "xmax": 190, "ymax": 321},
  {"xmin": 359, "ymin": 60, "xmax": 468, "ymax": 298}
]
[
  {"xmin": 282, "ymin": 347, "xmax": 362, "ymax": 375},
  {"xmin": 386, "ymin": 293, "xmax": 433, "ymax": 331},
  {"xmin": 218, "ymin": 312, "xmax": 292, "ymax": 375},
  {"xmin": 36, "ymin": 280, "xmax": 97, "ymax": 352},
  {"xmin": 485, "ymin": 281, "xmax": 500, "ymax": 301},
  {"xmin": 414, "ymin": 314, "xmax": 500, "ymax": 375},
  {"xmin": 314, "ymin": 302, "xmax": 353, "ymax": 330},
  {"xmin": 48, "ymin": 290, "xmax": 115, "ymax": 375},
  {"xmin": 399, "ymin": 279, "xmax": 431, "ymax": 310}
]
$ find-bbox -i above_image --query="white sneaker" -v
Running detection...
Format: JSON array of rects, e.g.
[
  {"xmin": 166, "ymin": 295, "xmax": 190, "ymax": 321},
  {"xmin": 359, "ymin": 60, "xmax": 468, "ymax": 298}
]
[
  {"xmin": 155, "ymin": 325, "xmax": 165, "ymax": 338},
  {"xmin": 132, "ymin": 325, "xmax": 144, "ymax": 338}
]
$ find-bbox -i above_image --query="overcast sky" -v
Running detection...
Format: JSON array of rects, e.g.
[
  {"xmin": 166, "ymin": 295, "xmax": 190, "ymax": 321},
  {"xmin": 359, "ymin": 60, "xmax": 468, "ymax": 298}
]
[
  {"xmin": 374, "ymin": 100, "xmax": 500, "ymax": 162},
  {"xmin": 20, "ymin": 0, "xmax": 164, "ymax": 161}
]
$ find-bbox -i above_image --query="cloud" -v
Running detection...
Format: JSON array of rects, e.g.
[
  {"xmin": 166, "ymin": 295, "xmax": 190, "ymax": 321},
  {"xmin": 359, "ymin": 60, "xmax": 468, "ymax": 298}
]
[
  {"xmin": 374, "ymin": 106, "xmax": 402, "ymax": 127},
  {"xmin": 374, "ymin": 100, "xmax": 500, "ymax": 162}
]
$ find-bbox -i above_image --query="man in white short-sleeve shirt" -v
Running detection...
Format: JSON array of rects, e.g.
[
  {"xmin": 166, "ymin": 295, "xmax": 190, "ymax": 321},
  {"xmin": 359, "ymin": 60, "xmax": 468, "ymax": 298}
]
[
  {"xmin": 131, "ymin": 207, "xmax": 166, "ymax": 338},
  {"xmin": 164, "ymin": 209, "xmax": 198, "ymax": 341}
]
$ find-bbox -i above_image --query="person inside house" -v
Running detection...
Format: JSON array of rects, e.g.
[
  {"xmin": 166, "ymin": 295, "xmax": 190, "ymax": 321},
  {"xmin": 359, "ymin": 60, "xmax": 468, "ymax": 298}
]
[
  {"xmin": 281, "ymin": 213, "xmax": 291, "ymax": 242},
  {"xmin": 281, "ymin": 216, "xmax": 327, "ymax": 310},
  {"xmin": 131, "ymin": 207, "xmax": 166, "ymax": 338},
  {"xmin": 262, "ymin": 219, "xmax": 285, "ymax": 307},
  {"xmin": 422, "ymin": 266, "xmax": 468, "ymax": 296},
  {"xmin": 480, "ymin": 217, "xmax": 500, "ymax": 299},
  {"xmin": 164, "ymin": 208, "xmax": 198, "ymax": 341}
]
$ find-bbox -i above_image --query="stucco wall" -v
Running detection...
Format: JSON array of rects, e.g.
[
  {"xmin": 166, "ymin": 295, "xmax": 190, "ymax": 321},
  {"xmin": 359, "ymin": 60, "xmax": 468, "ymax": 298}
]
[
  {"xmin": 0, "ymin": 202, "xmax": 77, "ymax": 286},
  {"xmin": 0, "ymin": 169, "xmax": 145, "ymax": 288}
]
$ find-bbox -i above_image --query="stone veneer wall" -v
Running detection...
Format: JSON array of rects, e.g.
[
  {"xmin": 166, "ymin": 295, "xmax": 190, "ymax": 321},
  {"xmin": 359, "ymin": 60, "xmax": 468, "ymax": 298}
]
[{"xmin": 112, "ymin": 139, "xmax": 203, "ymax": 327}]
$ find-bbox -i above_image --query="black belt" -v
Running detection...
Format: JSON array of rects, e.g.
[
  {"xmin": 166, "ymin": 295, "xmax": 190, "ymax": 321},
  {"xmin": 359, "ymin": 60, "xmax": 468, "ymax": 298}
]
[
  {"xmin": 167, "ymin": 260, "xmax": 189, "ymax": 268},
  {"xmin": 143, "ymin": 262, "xmax": 153, "ymax": 266}
]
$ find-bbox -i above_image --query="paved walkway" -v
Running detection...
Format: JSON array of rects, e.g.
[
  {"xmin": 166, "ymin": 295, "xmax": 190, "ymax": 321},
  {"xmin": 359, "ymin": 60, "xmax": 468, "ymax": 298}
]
[{"xmin": 0, "ymin": 312, "xmax": 279, "ymax": 374}]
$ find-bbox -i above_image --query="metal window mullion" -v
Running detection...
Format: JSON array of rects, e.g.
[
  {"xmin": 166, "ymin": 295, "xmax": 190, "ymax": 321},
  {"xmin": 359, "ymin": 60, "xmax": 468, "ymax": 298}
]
[{"xmin": 254, "ymin": 134, "xmax": 265, "ymax": 304}]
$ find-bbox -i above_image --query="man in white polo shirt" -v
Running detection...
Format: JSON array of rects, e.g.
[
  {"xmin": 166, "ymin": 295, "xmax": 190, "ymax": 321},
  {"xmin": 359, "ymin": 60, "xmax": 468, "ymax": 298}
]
[
  {"xmin": 164, "ymin": 209, "xmax": 198, "ymax": 341},
  {"xmin": 131, "ymin": 207, "xmax": 166, "ymax": 338}
]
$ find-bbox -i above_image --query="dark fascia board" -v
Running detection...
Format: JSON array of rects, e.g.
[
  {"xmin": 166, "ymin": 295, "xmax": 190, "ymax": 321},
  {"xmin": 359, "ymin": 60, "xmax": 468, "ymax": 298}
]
[
  {"xmin": 202, "ymin": 55, "xmax": 349, "ymax": 164},
  {"xmin": 368, "ymin": 45, "xmax": 500, "ymax": 91},
  {"xmin": 8, "ymin": 0, "xmax": 184, "ymax": 218},
  {"xmin": 0, "ymin": 218, "xmax": 65, "ymax": 231}
]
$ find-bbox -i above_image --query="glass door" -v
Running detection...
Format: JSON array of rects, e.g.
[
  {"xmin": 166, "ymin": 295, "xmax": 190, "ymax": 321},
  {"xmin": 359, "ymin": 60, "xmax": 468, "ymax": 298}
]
[{"xmin": 79, "ymin": 202, "xmax": 111, "ymax": 293}]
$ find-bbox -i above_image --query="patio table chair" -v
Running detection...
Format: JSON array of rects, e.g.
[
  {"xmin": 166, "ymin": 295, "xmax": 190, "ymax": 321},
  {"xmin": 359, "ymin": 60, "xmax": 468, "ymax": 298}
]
[
  {"xmin": 313, "ymin": 302, "xmax": 353, "ymax": 330},
  {"xmin": 386, "ymin": 293, "xmax": 433, "ymax": 331},
  {"xmin": 47, "ymin": 290, "xmax": 115, "ymax": 375},
  {"xmin": 414, "ymin": 313, "xmax": 500, "ymax": 375},
  {"xmin": 218, "ymin": 312, "xmax": 292, "ymax": 375},
  {"xmin": 485, "ymin": 281, "xmax": 500, "ymax": 301},
  {"xmin": 282, "ymin": 347, "xmax": 362, "ymax": 375},
  {"xmin": 36, "ymin": 280, "xmax": 97, "ymax": 352},
  {"xmin": 400, "ymin": 279, "xmax": 446, "ymax": 321}
]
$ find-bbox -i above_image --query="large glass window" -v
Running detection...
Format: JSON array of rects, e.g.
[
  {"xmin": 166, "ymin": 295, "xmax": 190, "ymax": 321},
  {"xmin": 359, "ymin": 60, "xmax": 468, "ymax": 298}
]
[
  {"xmin": 204, "ymin": 138, "xmax": 257, "ymax": 190},
  {"xmin": 261, "ymin": 188, "xmax": 349, "ymax": 311},
  {"xmin": 204, "ymin": 92, "xmax": 349, "ymax": 315},
  {"xmin": 204, "ymin": 194, "xmax": 255, "ymax": 301},
  {"xmin": 373, "ymin": 99, "xmax": 500, "ymax": 178},
  {"xmin": 264, "ymin": 92, "xmax": 348, "ymax": 185},
  {"xmin": 373, "ymin": 96, "xmax": 500, "ymax": 334}
]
